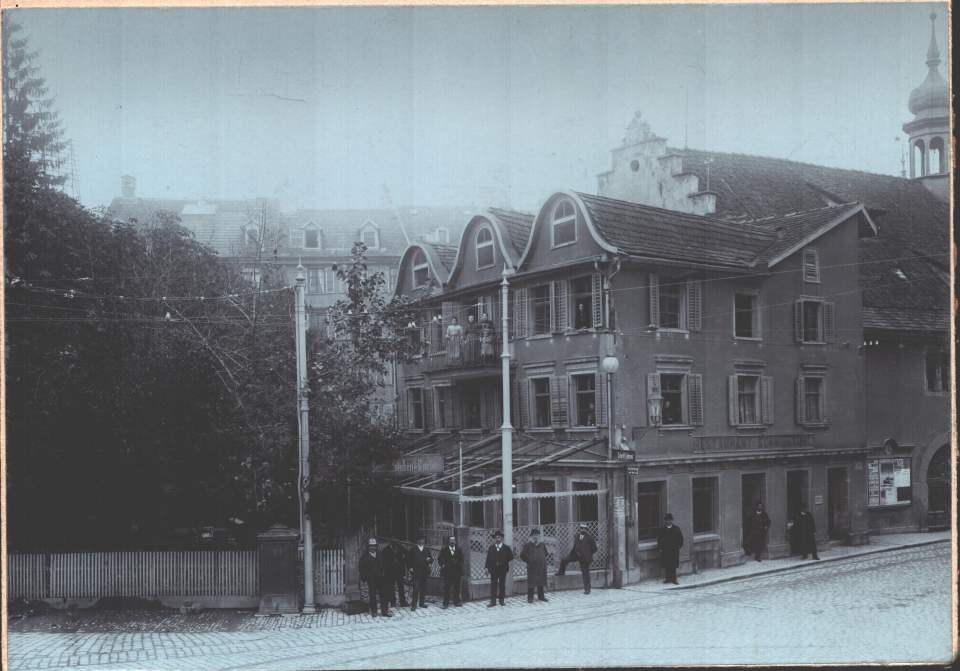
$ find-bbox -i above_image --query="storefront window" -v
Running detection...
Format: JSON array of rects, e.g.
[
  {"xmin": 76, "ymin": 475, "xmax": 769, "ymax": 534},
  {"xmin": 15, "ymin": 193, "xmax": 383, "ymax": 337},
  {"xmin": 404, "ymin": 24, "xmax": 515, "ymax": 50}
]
[
  {"xmin": 867, "ymin": 457, "xmax": 912, "ymax": 507},
  {"xmin": 636, "ymin": 481, "xmax": 664, "ymax": 540}
]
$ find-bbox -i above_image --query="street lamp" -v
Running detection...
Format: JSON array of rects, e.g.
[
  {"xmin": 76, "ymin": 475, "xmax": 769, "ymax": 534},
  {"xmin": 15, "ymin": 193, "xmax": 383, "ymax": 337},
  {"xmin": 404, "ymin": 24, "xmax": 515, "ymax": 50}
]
[
  {"xmin": 601, "ymin": 356, "xmax": 620, "ymax": 459},
  {"xmin": 647, "ymin": 389, "xmax": 664, "ymax": 429}
]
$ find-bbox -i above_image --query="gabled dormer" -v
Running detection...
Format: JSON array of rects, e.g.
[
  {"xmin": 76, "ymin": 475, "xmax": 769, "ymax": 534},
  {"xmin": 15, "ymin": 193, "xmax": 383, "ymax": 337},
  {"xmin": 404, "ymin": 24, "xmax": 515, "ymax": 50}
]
[
  {"xmin": 358, "ymin": 220, "xmax": 380, "ymax": 250},
  {"xmin": 444, "ymin": 209, "xmax": 532, "ymax": 290}
]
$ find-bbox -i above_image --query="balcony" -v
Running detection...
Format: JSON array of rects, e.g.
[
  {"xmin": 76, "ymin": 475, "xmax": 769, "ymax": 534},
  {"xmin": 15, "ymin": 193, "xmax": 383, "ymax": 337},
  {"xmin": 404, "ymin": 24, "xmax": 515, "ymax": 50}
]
[{"xmin": 419, "ymin": 329, "xmax": 503, "ymax": 377}]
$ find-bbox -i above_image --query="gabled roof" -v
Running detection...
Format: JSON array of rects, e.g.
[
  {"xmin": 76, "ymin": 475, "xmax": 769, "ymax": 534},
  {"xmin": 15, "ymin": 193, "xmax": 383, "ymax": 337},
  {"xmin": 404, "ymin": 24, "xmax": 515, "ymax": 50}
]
[
  {"xmin": 750, "ymin": 202, "xmax": 874, "ymax": 266},
  {"xmin": 488, "ymin": 207, "xmax": 534, "ymax": 260},
  {"xmin": 396, "ymin": 241, "xmax": 458, "ymax": 299}
]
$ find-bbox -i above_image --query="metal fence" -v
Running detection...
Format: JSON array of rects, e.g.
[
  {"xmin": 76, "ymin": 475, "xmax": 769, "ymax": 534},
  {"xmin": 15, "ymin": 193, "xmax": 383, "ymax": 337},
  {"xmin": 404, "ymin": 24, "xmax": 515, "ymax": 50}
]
[{"xmin": 468, "ymin": 521, "xmax": 608, "ymax": 581}]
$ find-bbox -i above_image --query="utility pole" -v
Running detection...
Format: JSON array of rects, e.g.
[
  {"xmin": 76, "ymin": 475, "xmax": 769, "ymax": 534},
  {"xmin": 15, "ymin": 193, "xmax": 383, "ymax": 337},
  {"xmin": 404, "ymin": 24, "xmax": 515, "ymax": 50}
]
[
  {"xmin": 295, "ymin": 265, "xmax": 316, "ymax": 614},
  {"xmin": 500, "ymin": 270, "xmax": 514, "ymax": 555}
]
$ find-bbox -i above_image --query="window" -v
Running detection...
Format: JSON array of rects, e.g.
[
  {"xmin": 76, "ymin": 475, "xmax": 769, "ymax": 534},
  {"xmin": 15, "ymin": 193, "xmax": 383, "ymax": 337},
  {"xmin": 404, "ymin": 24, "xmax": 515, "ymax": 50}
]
[
  {"xmin": 433, "ymin": 227, "xmax": 450, "ymax": 244},
  {"xmin": 409, "ymin": 388, "xmax": 425, "ymax": 429},
  {"xmin": 660, "ymin": 373, "xmax": 684, "ymax": 426},
  {"xmin": 734, "ymin": 292, "xmax": 759, "ymax": 338},
  {"xmin": 649, "ymin": 371, "xmax": 704, "ymax": 427},
  {"xmin": 441, "ymin": 500, "xmax": 454, "ymax": 523},
  {"xmin": 572, "ymin": 481, "xmax": 599, "ymax": 522},
  {"xmin": 692, "ymin": 477, "xmax": 718, "ymax": 533},
  {"xmin": 551, "ymin": 199, "xmax": 577, "ymax": 247},
  {"xmin": 476, "ymin": 226, "xmax": 495, "ymax": 268},
  {"xmin": 794, "ymin": 298, "xmax": 834, "ymax": 343},
  {"xmin": 464, "ymin": 389, "xmax": 482, "ymax": 429},
  {"xmin": 531, "ymin": 377, "xmax": 552, "ymax": 427},
  {"xmin": 244, "ymin": 228, "xmax": 258, "ymax": 245},
  {"xmin": 533, "ymin": 479, "xmax": 557, "ymax": 525},
  {"xmin": 571, "ymin": 276, "xmax": 594, "ymax": 329},
  {"xmin": 795, "ymin": 375, "xmax": 826, "ymax": 426},
  {"xmin": 929, "ymin": 137, "xmax": 945, "ymax": 175},
  {"xmin": 531, "ymin": 285, "xmax": 552, "ymax": 335},
  {"xmin": 659, "ymin": 283, "xmax": 684, "ymax": 329},
  {"xmin": 649, "ymin": 274, "xmax": 701, "ymax": 331},
  {"xmin": 307, "ymin": 268, "xmax": 324, "ymax": 294},
  {"xmin": 867, "ymin": 457, "xmax": 912, "ymax": 507},
  {"xmin": 435, "ymin": 386, "xmax": 453, "ymax": 429},
  {"xmin": 572, "ymin": 373, "xmax": 597, "ymax": 427},
  {"xmin": 407, "ymin": 324, "xmax": 422, "ymax": 354},
  {"xmin": 925, "ymin": 348, "xmax": 950, "ymax": 393},
  {"xmin": 361, "ymin": 227, "xmax": 379, "ymax": 249},
  {"xmin": 303, "ymin": 224, "xmax": 320, "ymax": 249},
  {"xmin": 412, "ymin": 249, "xmax": 430, "ymax": 288},
  {"xmin": 469, "ymin": 499, "xmax": 485, "ymax": 527},
  {"xmin": 241, "ymin": 267, "xmax": 261, "ymax": 287},
  {"xmin": 728, "ymin": 373, "xmax": 774, "ymax": 427},
  {"xmin": 802, "ymin": 248, "xmax": 820, "ymax": 283},
  {"xmin": 636, "ymin": 481, "xmax": 664, "ymax": 540}
]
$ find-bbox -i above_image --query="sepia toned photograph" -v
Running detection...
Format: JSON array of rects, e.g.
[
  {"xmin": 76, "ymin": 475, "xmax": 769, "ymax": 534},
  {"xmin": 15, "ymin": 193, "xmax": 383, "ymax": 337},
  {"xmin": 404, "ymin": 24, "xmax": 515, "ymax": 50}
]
[{"xmin": 2, "ymin": 2, "xmax": 954, "ymax": 669}]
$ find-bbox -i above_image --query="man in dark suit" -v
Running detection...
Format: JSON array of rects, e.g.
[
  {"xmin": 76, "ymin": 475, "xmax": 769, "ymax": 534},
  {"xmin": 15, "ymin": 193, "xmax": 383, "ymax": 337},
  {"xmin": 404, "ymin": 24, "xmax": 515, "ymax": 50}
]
[
  {"xmin": 407, "ymin": 536, "xmax": 433, "ymax": 610},
  {"xmin": 437, "ymin": 534, "xmax": 464, "ymax": 608},
  {"xmin": 358, "ymin": 538, "xmax": 392, "ymax": 617},
  {"xmin": 557, "ymin": 523, "xmax": 598, "ymax": 594},
  {"xmin": 484, "ymin": 530, "xmax": 513, "ymax": 607},
  {"xmin": 794, "ymin": 502, "xmax": 820, "ymax": 560},
  {"xmin": 656, "ymin": 513, "xmax": 684, "ymax": 585},
  {"xmin": 380, "ymin": 540, "xmax": 407, "ymax": 607}
]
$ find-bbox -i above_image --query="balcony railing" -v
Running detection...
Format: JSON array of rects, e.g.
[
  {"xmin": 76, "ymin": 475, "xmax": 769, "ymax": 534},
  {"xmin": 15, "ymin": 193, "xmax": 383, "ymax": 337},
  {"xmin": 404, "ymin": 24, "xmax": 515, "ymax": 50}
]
[{"xmin": 421, "ymin": 331, "xmax": 501, "ymax": 371}]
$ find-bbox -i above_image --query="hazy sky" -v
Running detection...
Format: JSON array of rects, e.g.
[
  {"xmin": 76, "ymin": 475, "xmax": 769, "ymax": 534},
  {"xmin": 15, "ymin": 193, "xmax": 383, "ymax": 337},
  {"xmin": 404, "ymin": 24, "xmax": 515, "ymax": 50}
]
[{"xmin": 9, "ymin": 3, "xmax": 949, "ymax": 211}]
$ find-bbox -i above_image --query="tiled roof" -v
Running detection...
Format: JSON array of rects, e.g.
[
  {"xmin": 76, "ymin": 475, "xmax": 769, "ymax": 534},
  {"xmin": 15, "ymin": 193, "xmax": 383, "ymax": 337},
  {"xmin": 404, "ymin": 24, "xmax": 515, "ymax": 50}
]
[
  {"xmin": 488, "ymin": 207, "xmax": 534, "ymax": 259},
  {"xmin": 749, "ymin": 203, "xmax": 865, "ymax": 264},
  {"xmin": 431, "ymin": 244, "xmax": 459, "ymax": 272},
  {"xmin": 859, "ymin": 236, "xmax": 949, "ymax": 315},
  {"xmin": 862, "ymin": 307, "xmax": 949, "ymax": 332}
]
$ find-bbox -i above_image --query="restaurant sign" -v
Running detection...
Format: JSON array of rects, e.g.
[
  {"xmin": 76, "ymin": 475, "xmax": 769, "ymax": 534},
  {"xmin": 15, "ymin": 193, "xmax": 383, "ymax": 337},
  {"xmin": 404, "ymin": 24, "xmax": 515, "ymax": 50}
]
[{"xmin": 391, "ymin": 454, "xmax": 444, "ymax": 475}]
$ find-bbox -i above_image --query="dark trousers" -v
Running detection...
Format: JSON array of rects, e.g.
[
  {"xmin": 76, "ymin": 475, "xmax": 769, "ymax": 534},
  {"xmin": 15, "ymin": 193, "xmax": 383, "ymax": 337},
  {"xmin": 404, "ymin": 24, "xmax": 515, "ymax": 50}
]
[
  {"xmin": 443, "ymin": 574, "xmax": 462, "ymax": 606},
  {"xmin": 801, "ymin": 541, "xmax": 820, "ymax": 559},
  {"xmin": 489, "ymin": 571, "xmax": 507, "ymax": 603},
  {"xmin": 410, "ymin": 574, "xmax": 427, "ymax": 608},
  {"xmin": 389, "ymin": 576, "xmax": 407, "ymax": 606},
  {"xmin": 560, "ymin": 555, "xmax": 592, "ymax": 593},
  {"xmin": 367, "ymin": 582, "xmax": 390, "ymax": 615},
  {"xmin": 663, "ymin": 564, "xmax": 677, "ymax": 582},
  {"xmin": 527, "ymin": 586, "xmax": 545, "ymax": 601}
]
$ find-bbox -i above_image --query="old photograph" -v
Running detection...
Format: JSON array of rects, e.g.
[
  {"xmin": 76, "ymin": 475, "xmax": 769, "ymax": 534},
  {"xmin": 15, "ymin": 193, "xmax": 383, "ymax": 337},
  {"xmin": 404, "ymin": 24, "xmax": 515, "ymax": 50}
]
[{"xmin": 2, "ymin": 2, "xmax": 954, "ymax": 669}]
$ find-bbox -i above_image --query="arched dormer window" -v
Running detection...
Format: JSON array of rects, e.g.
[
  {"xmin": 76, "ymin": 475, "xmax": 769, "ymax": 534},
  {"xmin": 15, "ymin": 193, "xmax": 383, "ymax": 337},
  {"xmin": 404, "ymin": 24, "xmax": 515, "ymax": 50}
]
[
  {"xmin": 476, "ymin": 226, "xmax": 495, "ymax": 269},
  {"xmin": 929, "ymin": 137, "xmax": 945, "ymax": 175},
  {"xmin": 912, "ymin": 140, "xmax": 926, "ymax": 178},
  {"xmin": 360, "ymin": 221, "xmax": 379, "ymax": 249},
  {"xmin": 303, "ymin": 223, "xmax": 321, "ymax": 249},
  {"xmin": 551, "ymin": 198, "xmax": 577, "ymax": 247},
  {"xmin": 412, "ymin": 248, "xmax": 430, "ymax": 288}
]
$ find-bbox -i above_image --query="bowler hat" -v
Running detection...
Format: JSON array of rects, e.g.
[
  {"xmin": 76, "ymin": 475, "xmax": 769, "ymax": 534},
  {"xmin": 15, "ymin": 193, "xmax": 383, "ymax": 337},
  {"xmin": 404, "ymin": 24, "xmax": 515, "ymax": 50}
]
[
  {"xmin": 664, "ymin": 513, "xmax": 674, "ymax": 521},
  {"xmin": 493, "ymin": 530, "xmax": 504, "ymax": 538},
  {"xmin": 578, "ymin": 523, "xmax": 589, "ymax": 529},
  {"xmin": 367, "ymin": 538, "xmax": 378, "ymax": 546}
]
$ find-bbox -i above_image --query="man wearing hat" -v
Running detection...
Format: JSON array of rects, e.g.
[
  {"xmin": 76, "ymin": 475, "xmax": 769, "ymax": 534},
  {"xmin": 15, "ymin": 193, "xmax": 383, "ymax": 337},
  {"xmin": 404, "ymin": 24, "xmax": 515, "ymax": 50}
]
[
  {"xmin": 656, "ymin": 513, "xmax": 684, "ymax": 585},
  {"xmin": 437, "ymin": 534, "xmax": 464, "ymax": 608},
  {"xmin": 358, "ymin": 538, "xmax": 393, "ymax": 617},
  {"xmin": 520, "ymin": 528, "xmax": 549, "ymax": 603},
  {"xmin": 484, "ymin": 530, "xmax": 514, "ymax": 607},
  {"xmin": 407, "ymin": 536, "xmax": 433, "ymax": 610},
  {"xmin": 557, "ymin": 522, "xmax": 598, "ymax": 594}
]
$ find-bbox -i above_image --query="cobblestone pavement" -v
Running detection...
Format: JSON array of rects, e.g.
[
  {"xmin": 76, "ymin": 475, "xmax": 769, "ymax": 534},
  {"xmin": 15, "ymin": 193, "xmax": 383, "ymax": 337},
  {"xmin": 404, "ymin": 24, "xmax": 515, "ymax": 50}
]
[{"xmin": 7, "ymin": 542, "xmax": 954, "ymax": 669}]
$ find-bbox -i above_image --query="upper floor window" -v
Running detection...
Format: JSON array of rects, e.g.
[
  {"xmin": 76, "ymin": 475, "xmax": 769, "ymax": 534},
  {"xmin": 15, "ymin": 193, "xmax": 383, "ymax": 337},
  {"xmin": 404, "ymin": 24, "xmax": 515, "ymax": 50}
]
[
  {"xmin": 241, "ymin": 267, "xmax": 262, "ymax": 287},
  {"xmin": 531, "ymin": 377, "xmax": 552, "ymax": 427},
  {"xmin": 802, "ymin": 248, "xmax": 820, "ymax": 283},
  {"xmin": 412, "ymin": 249, "xmax": 430, "ymax": 288},
  {"xmin": 649, "ymin": 274, "xmax": 702, "ymax": 331},
  {"xmin": 794, "ymin": 297, "xmax": 835, "ymax": 344},
  {"xmin": 571, "ymin": 373, "xmax": 597, "ymax": 427},
  {"xmin": 795, "ymin": 373, "xmax": 826, "ymax": 426},
  {"xmin": 925, "ymin": 348, "xmax": 950, "ymax": 393},
  {"xmin": 360, "ymin": 225, "xmax": 379, "ymax": 249},
  {"xmin": 244, "ymin": 228, "xmax": 259, "ymax": 246},
  {"xmin": 659, "ymin": 283, "xmax": 684, "ymax": 329},
  {"xmin": 409, "ymin": 387, "xmax": 425, "ymax": 430},
  {"xmin": 551, "ymin": 199, "xmax": 577, "ymax": 247},
  {"xmin": 734, "ymin": 291, "xmax": 760, "ymax": 339},
  {"xmin": 303, "ymin": 224, "xmax": 320, "ymax": 249},
  {"xmin": 307, "ymin": 268, "xmax": 324, "ymax": 294},
  {"xmin": 476, "ymin": 226, "xmax": 495, "ymax": 269},
  {"xmin": 728, "ymin": 372, "xmax": 774, "ymax": 427},
  {"xmin": 571, "ymin": 276, "xmax": 594, "ymax": 329},
  {"xmin": 531, "ymin": 285, "xmax": 552, "ymax": 335},
  {"xmin": 648, "ymin": 370, "xmax": 704, "ymax": 427},
  {"xmin": 433, "ymin": 227, "xmax": 450, "ymax": 244}
]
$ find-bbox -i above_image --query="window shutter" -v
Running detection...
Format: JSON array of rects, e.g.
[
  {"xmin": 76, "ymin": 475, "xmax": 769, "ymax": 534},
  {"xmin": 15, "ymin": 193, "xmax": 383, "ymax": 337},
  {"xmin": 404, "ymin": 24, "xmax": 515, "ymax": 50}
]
[
  {"xmin": 551, "ymin": 376, "xmax": 568, "ymax": 427},
  {"xmin": 795, "ymin": 377, "xmax": 805, "ymax": 424},
  {"xmin": 514, "ymin": 288, "xmax": 528, "ymax": 338},
  {"xmin": 518, "ymin": 376, "xmax": 529, "ymax": 429},
  {"xmin": 649, "ymin": 273, "xmax": 660, "ymax": 327},
  {"xmin": 549, "ymin": 282, "xmax": 558, "ymax": 333},
  {"xmin": 823, "ymin": 301, "xmax": 836, "ymax": 342},
  {"xmin": 598, "ymin": 373, "xmax": 607, "ymax": 427},
  {"xmin": 645, "ymin": 373, "xmax": 661, "ymax": 426},
  {"xmin": 398, "ymin": 389, "xmax": 408, "ymax": 429},
  {"xmin": 820, "ymin": 378, "xmax": 828, "ymax": 424},
  {"xmin": 803, "ymin": 249, "xmax": 820, "ymax": 282},
  {"xmin": 794, "ymin": 300, "xmax": 804, "ymax": 342},
  {"xmin": 423, "ymin": 388, "xmax": 434, "ymax": 430},
  {"xmin": 592, "ymin": 273, "xmax": 604, "ymax": 329},
  {"xmin": 554, "ymin": 280, "xmax": 569, "ymax": 332},
  {"xmin": 686, "ymin": 279, "xmax": 702, "ymax": 331},
  {"xmin": 728, "ymin": 375, "xmax": 740, "ymax": 426},
  {"xmin": 492, "ymin": 294, "xmax": 501, "ymax": 331},
  {"xmin": 688, "ymin": 374, "xmax": 704, "ymax": 426},
  {"xmin": 761, "ymin": 376, "xmax": 774, "ymax": 425}
]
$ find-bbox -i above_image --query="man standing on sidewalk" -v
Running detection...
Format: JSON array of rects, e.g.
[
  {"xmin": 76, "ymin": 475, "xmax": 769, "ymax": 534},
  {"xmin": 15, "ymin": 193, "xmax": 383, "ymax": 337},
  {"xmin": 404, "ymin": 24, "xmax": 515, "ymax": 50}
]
[
  {"xmin": 437, "ymin": 535, "xmax": 464, "ymax": 608},
  {"xmin": 557, "ymin": 523, "xmax": 597, "ymax": 594},
  {"xmin": 520, "ymin": 528, "xmax": 549, "ymax": 603},
  {"xmin": 485, "ymin": 530, "xmax": 513, "ymax": 607},
  {"xmin": 746, "ymin": 501, "xmax": 772, "ymax": 562},
  {"xmin": 359, "ymin": 538, "xmax": 393, "ymax": 618},
  {"xmin": 407, "ymin": 536, "xmax": 433, "ymax": 611},
  {"xmin": 657, "ymin": 513, "xmax": 683, "ymax": 585},
  {"xmin": 794, "ymin": 502, "xmax": 820, "ymax": 560}
]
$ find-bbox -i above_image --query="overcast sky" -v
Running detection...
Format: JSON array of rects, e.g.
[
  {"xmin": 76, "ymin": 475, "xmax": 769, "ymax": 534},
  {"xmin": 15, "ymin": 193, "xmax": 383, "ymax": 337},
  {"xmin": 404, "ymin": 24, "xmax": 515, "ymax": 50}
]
[{"xmin": 9, "ymin": 3, "xmax": 949, "ymax": 212}]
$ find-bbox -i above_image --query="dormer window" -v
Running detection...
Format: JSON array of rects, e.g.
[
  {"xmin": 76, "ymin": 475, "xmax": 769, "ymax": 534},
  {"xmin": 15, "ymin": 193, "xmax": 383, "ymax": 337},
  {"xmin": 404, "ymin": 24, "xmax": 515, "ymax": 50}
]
[
  {"xmin": 360, "ymin": 222, "xmax": 379, "ymax": 249},
  {"xmin": 433, "ymin": 227, "xmax": 450, "ymax": 244},
  {"xmin": 412, "ymin": 249, "xmax": 430, "ymax": 288},
  {"xmin": 802, "ymin": 248, "xmax": 820, "ymax": 283},
  {"xmin": 476, "ymin": 226, "xmax": 495, "ymax": 269},
  {"xmin": 244, "ymin": 228, "xmax": 258, "ymax": 246},
  {"xmin": 303, "ymin": 223, "xmax": 321, "ymax": 250},
  {"xmin": 551, "ymin": 199, "xmax": 577, "ymax": 247}
]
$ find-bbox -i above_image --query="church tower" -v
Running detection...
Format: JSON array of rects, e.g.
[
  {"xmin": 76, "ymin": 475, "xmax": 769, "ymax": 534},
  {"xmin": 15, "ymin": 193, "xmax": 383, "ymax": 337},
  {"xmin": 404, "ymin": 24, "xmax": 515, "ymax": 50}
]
[{"xmin": 903, "ymin": 12, "xmax": 950, "ymax": 201}]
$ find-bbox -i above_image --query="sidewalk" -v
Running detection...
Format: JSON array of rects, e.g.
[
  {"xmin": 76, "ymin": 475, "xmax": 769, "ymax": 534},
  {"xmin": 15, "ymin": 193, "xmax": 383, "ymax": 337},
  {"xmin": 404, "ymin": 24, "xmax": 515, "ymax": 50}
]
[{"xmin": 663, "ymin": 529, "xmax": 951, "ymax": 590}]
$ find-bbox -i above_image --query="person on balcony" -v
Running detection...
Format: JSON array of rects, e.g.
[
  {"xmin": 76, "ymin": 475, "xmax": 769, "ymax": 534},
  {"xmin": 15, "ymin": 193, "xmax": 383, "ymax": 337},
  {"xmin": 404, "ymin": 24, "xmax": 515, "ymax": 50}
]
[
  {"xmin": 437, "ymin": 535, "xmax": 464, "ymax": 608},
  {"xmin": 557, "ymin": 522, "xmax": 597, "ymax": 594},
  {"xmin": 479, "ymin": 313, "xmax": 496, "ymax": 363},
  {"xmin": 463, "ymin": 314, "xmax": 479, "ymax": 362},
  {"xmin": 485, "ymin": 529, "xmax": 513, "ymax": 607},
  {"xmin": 520, "ymin": 528, "xmax": 549, "ymax": 603},
  {"xmin": 446, "ymin": 316, "xmax": 463, "ymax": 361},
  {"xmin": 657, "ymin": 513, "xmax": 683, "ymax": 585},
  {"xmin": 407, "ymin": 536, "xmax": 433, "ymax": 610}
]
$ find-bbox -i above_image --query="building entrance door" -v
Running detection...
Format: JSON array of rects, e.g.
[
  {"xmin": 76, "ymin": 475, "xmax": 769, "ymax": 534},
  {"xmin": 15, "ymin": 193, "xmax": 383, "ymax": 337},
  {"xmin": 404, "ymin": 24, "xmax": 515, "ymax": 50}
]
[
  {"xmin": 786, "ymin": 470, "xmax": 809, "ymax": 553},
  {"xmin": 827, "ymin": 467, "xmax": 850, "ymax": 540},
  {"xmin": 741, "ymin": 473, "xmax": 766, "ymax": 547},
  {"xmin": 926, "ymin": 445, "xmax": 951, "ymax": 530}
]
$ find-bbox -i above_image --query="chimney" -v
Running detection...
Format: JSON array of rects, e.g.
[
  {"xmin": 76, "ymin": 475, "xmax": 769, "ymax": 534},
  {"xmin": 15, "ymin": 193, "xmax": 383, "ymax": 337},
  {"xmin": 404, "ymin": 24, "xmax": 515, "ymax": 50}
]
[{"xmin": 121, "ymin": 175, "xmax": 136, "ymax": 198}]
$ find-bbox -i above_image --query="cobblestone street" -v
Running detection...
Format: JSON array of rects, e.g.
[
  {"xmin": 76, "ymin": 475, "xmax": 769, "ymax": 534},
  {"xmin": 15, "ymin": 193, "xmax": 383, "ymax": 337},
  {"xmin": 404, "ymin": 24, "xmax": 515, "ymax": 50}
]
[{"xmin": 7, "ymin": 540, "xmax": 953, "ymax": 669}]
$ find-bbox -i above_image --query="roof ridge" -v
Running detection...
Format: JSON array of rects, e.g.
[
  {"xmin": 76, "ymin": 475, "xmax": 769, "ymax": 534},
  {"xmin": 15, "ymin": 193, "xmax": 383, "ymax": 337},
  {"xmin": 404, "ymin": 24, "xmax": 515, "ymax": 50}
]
[{"xmin": 669, "ymin": 147, "xmax": 910, "ymax": 182}]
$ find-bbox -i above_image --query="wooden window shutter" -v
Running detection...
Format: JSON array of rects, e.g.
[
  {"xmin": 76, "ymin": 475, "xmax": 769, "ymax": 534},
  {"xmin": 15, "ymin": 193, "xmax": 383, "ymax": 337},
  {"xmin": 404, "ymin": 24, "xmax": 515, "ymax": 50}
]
[
  {"xmin": 517, "ymin": 376, "xmax": 528, "ymax": 429},
  {"xmin": 597, "ymin": 373, "xmax": 607, "ymax": 427},
  {"xmin": 492, "ymin": 294, "xmax": 501, "ymax": 330},
  {"xmin": 551, "ymin": 376, "xmax": 568, "ymax": 427},
  {"xmin": 795, "ymin": 377, "xmax": 805, "ymax": 424},
  {"xmin": 686, "ymin": 279, "xmax": 702, "ymax": 331},
  {"xmin": 554, "ymin": 280, "xmax": 569, "ymax": 332},
  {"xmin": 423, "ymin": 388, "xmax": 434, "ymax": 430},
  {"xmin": 592, "ymin": 273, "xmax": 604, "ymax": 329},
  {"xmin": 820, "ymin": 378, "xmax": 828, "ymax": 424},
  {"xmin": 803, "ymin": 249, "xmax": 820, "ymax": 282},
  {"xmin": 649, "ymin": 273, "xmax": 660, "ymax": 327},
  {"xmin": 549, "ymin": 282, "xmax": 558, "ymax": 333},
  {"xmin": 688, "ymin": 373, "xmax": 704, "ymax": 426},
  {"xmin": 793, "ymin": 300, "xmax": 804, "ymax": 342},
  {"xmin": 645, "ymin": 373, "xmax": 661, "ymax": 426},
  {"xmin": 823, "ymin": 301, "xmax": 836, "ymax": 342},
  {"xmin": 514, "ymin": 288, "xmax": 528, "ymax": 338},
  {"xmin": 728, "ymin": 375, "xmax": 740, "ymax": 426},
  {"xmin": 398, "ymin": 389, "xmax": 409, "ymax": 428},
  {"xmin": 761, "ymin": 376, "xmax": 774, "ymax": 425}
]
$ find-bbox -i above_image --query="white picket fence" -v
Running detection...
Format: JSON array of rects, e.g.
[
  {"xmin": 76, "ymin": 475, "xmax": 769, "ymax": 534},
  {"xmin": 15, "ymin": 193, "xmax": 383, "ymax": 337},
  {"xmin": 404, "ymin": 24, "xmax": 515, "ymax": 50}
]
[{"xmin": 8, "ymin": 549, "xmax": 345, "ymax": 602}]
